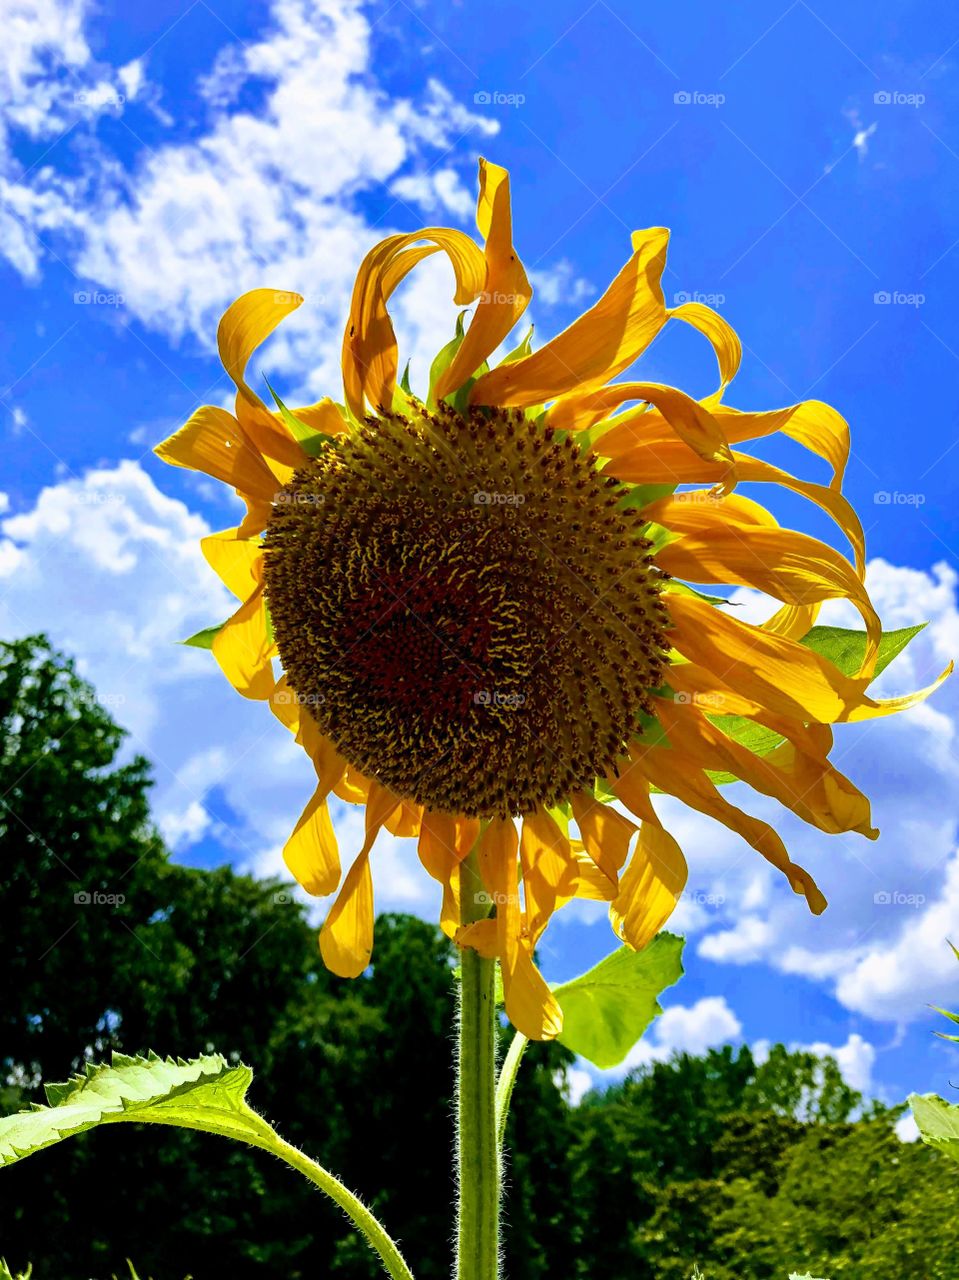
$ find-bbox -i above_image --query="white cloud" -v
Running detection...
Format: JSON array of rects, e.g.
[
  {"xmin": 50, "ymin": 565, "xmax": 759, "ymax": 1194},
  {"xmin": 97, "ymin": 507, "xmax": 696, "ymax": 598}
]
[
  {"xmin": 528, "ymin": 259, "xmax": 595, "ymax": 308},
  {"xmin": 895, "ymin": 1111, "xmax": 920, "ymax": 1142}
]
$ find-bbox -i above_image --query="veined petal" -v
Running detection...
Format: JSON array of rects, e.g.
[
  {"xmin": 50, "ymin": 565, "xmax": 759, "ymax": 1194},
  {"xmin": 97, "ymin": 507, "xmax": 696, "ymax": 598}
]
[
  {"xmin": 666, "ymin": 593, "xmax": 874, "ymax": 724},
  {"xmin": 434, "ymin": 159, "xmax": 532, "ymax": 401},
  {"xmin": 469, "ymin": 227, "xmax": 670, "ymax": 407},
  {"xmin": 611, "ymin": 444, "xmax": 865, "ymax": 574},
  {"xmin": 478, "ymin": 818, "xmax": 563, "ymax": 1040},
  {"xmin": 550, "ymin": 381, "xmax": 736, "ymax": 477},
  {"xmin": 217, "ymin": 290, "xmax": 309, "ymax": 471},
  {"xmin": 657, "ymin": 524, "xmax": 880, "ymax": 675},
  {"xmin": 629, "ymin": 744, "xmax": 827, "ymax": 913},
  {"xmin": 155, "ymin": 405, "xmax": 278, "ymax": 504},
  {"xmin": 668, "ymin": 300, "xmax": 742, "ymax": 389},
  {"xmin": 319, "ymin": 781, "xmax": 394, "ymax": 978},
  {"xmin": 644, "ymin": 490, "xmax": 778, "ymax": 533},
  {"xmin": 418, "ymin": 811, "xmax": 480, "ymax": 937},
  {"xmin": 342, "ymin": 228, "xmax": 486, "ymax": 420},
  {"xmin": 761, "ymin": 602, "xmax": 821, "ymax": 640},
  {"xmin": 284, "ymin": 786, "xmax": 340, "ymax": 896},
  {"xmin": 519, "ymin": 808, "xmax": 580, "ymax": 943},
  {"xmin": 608, "ymin": 770, "xmax": 687, "ymax": 949},
  {"xmin": 570, "ymin": 791, "xmax": 637, "ymax": 892},
  {"xmin": 658, "ymin": 696, "xmax": 878, "ymax": 839},
  {"xmin": 211, "ymin": 583, "xmax": 274, "ymax": 701},
  {"xmin": 201, "ymin": 528, "xmax": 264, "ymax": 599},
  {"xmin": 601, "ymin": 399, "xmax": 850, "ymax": 488}
]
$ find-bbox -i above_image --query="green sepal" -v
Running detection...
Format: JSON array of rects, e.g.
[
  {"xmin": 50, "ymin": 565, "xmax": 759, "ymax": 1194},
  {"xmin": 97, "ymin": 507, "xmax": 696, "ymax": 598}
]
[
  {"xmin": 263, "ymin": 375, "xmax": 335, "ymax": 457},
  {"xmin": 553, "ymin": 934, "xmax": 685, "ymax": 1069},
  {"xmin": 400, "ymin": 360, "xmax": 412, "ymax": 395},
  {"xmin": 499, "ymin": 326, "xmax": 534, "ymax": 365},
  {"xmin": 181, "ymin": 624, "xmax": 226, "ymax": 650},
  {"xmin": 427, "ymin": 311, "xmax": 467, "ymax": 410},
  {"xmin": 618, "ymin": 482, "xmax": 676, "ymax": 511}
]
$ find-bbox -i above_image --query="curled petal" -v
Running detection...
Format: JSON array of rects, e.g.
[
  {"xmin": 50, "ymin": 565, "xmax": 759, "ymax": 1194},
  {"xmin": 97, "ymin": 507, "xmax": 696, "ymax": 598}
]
[
  {"xmin": 155, "ymin": 405, "xmax": 278, "ymax": 504},
  {"xmin": 434, "ymin": 159, "xmax": 532, "ymax": 401},
  {"xmin": 470, "ymin": 227, "xmax": 671, "ymax": 407},
  {"xmin": 342, "ymin": 229, "xmax": 486, "ymax": 419},
  {"xmin": 211, "ymin": 583, "xmax": 274, "ymax": 701}
]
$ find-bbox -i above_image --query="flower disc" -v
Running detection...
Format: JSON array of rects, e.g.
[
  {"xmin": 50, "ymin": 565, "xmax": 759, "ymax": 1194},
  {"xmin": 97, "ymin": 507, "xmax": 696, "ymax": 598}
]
[{"xmin": 263, "ymin": 405, "xmax": 670, "ymax": 817}]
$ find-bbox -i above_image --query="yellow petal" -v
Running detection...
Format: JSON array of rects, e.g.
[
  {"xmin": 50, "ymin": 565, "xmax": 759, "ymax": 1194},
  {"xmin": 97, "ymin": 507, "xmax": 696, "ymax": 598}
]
[
  {"xmin": 284, "ymin": 786, "xmax": 340, "ymax": 896},
  {"xmin": 342, "ymin": 229, "xmax": 486, "ymax": 420},
  {"xmin": 418, "ymin": 812, "xmax": 480, "ymax": 937},
  {"xmin": 657, "ymin": 524, "xmax": 880, "ymax": 675},
  {"xmin": 217, "ymin": 290, "xmax": 309, "ymax": 471},
  {"xmin": 434, "ymin": 159, "xmax": 532, "ymax": 402},
  {"xmin": 211, "ymin": 584, "xmax": 275, "ymax": 701},
  {"xmin": 600, "ymin": 772, "xmax": 687, "ymax": 950},
  {"xmin": 155, "ymin": 405, "xmax": 278, "ymax": 504},
  {"xmin": 601, "ymin": 398, "xmax": 850, "ymax": 489},
  {"xmin": 201, "ymin": 528, "xmax": 264, "ymax": 599},
  {"xmin": 609, "ymin": 443, "xmax": 865, "ymax": 575},
  {"xmin": 478, "ymin": 818, "xmax": 563, "ymax": 1040},
  {"xmin": 319, "ymin": 781, "xmax": 394, "ymax": 978},
  {"xmin": 289, "ymin": 397, "xmax": 351, "ymax": 435},
  {"xmin": 552, "ymin": 381, "xmax": 736, "ymax": 477},
  {"xmin": 668, "ymin": 300, "xmax": 742, "ymax": 389},
  {"xmin": 570, "ymin": 791, "xmax": 637, "ymax": 892},
  {"xmin": 658, "ymin": 696, "xmax": 877, "ymax": 839},
  {"xmin": 631, "ymin": 745, "xmax": 827, "ymax": 913},
  {"xmin": 519, "ymin": 808, "xmax": 579, "ymax": 942},
  {"xmin": 469, "ymin": 227, "xmax": 670, "ymax": 407},
  {"xmin": 761, "ymin": 602, "xmax": 821, "ymax": 640}
]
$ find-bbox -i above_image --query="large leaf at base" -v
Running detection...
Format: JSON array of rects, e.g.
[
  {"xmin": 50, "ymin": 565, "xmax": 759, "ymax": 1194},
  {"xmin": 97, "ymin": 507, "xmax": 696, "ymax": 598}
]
[
  {"xmin": 908, "ymin": 1093, "xmax": 959, "ymax": 1163},
  {"xmin": 0, "ymin": 1052, "xmax": 270, "ymax": 1167},
  {"xmin": 707, "ymin": 623, "xmax": 926, "ymax": 783},
  {"xmin": 553, "ymin": 934, "xmax": 684, "ymax": 1069}
]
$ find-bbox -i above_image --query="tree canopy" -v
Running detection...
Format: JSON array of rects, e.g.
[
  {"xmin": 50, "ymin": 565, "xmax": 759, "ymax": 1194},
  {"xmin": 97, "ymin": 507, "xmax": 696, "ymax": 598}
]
[{"xmin": 1, "ymin": 636, "xmax": 958, "ymax": 1280}]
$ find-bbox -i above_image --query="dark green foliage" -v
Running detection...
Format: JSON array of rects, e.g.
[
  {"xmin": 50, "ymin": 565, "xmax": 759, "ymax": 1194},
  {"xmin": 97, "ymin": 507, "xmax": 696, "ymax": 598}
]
[{"xmin": 2, "ymin": 636, "xmax": 959, "ymax": 1279}]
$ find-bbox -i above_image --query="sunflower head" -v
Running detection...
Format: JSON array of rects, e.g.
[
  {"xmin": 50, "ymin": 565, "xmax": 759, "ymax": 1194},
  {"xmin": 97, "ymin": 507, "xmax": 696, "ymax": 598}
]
[
  {"xmin": 156, "ymin": 158, "xmax": 950, "ymax": 1041},
  {"xmin": 264, "ymin": 400, "xmax": 670, "ymax": 818}
]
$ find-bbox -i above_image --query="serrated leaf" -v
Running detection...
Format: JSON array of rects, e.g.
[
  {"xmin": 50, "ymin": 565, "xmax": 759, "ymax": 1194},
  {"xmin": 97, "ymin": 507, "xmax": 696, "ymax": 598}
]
[
  {"xmin": 181, "ymin": 624, "xmax": 225, "ymax": 650},
  {"xmin": 0, "ymin": 1052, "xmax": 271, "ymax": 1168},
  {"xmin": 553, "ymin": 934, "xmax": 685, "ymax": 1069},
  {"xmin": 705, "ymin": 623, "xmax": 928, "ymax": 783},
  {"xmin": 909, "ymin": 1092, "xmax": 959, "ymax": 1163}
]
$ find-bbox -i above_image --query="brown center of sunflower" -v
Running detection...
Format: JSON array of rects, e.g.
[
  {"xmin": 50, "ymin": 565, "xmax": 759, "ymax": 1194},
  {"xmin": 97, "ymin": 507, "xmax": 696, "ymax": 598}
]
[{"xmin": 263, "ymin": 404, "xmax": 670, "ymax": 818}]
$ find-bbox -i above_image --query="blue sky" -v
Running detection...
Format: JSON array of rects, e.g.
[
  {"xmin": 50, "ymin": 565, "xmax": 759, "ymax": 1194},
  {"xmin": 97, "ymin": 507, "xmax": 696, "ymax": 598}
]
[{"xmin": 1, "ymin": 0, "xmax": 958, "ymax": 1112}]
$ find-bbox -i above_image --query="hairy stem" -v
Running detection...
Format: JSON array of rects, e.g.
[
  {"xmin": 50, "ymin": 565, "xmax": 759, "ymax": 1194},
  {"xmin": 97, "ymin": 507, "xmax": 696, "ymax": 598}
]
[{"xmin": 456, "ymin": 848, "xmax": 500, "ymax": 1280}]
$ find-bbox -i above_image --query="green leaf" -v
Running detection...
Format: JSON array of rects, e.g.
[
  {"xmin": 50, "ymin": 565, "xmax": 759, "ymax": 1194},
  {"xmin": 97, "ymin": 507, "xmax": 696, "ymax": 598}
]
[
  {"xmin": 909, "ymin": 1093, "xmax": 959, "ymax": 1163},
  {"xmin": 705, "ymin": 623, "xmax": 928, "ymax": 783},
  {"xmin": 263, "ymin": 375, "xmax": 334, "ymax": 457},
  {"xmin": 181, "ymin": 624, "xmax": 225, "ymax": 650},
  {"xmin": 553, "ymin": 934, "xmax": 685, "ymax": 1069},
  {"xmin": 0, "ymin": 1052, "xmax": 271, "ymax": 1168},
  {"xmin": 801, "ymin": 622, "xmax": 926, "ymax": 679}
]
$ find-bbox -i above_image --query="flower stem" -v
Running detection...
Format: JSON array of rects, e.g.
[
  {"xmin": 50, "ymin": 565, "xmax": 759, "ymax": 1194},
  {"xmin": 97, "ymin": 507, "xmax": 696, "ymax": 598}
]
[{"xmin": 456, "ymin": 849, "xmax": 500, "ymax": 1280}]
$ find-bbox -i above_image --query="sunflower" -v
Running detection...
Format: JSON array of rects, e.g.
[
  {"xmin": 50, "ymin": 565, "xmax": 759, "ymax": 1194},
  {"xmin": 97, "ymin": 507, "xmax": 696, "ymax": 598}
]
[{"xmin": 156, "ymin": 158, "xmax": 949, "ymax": 1041}]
